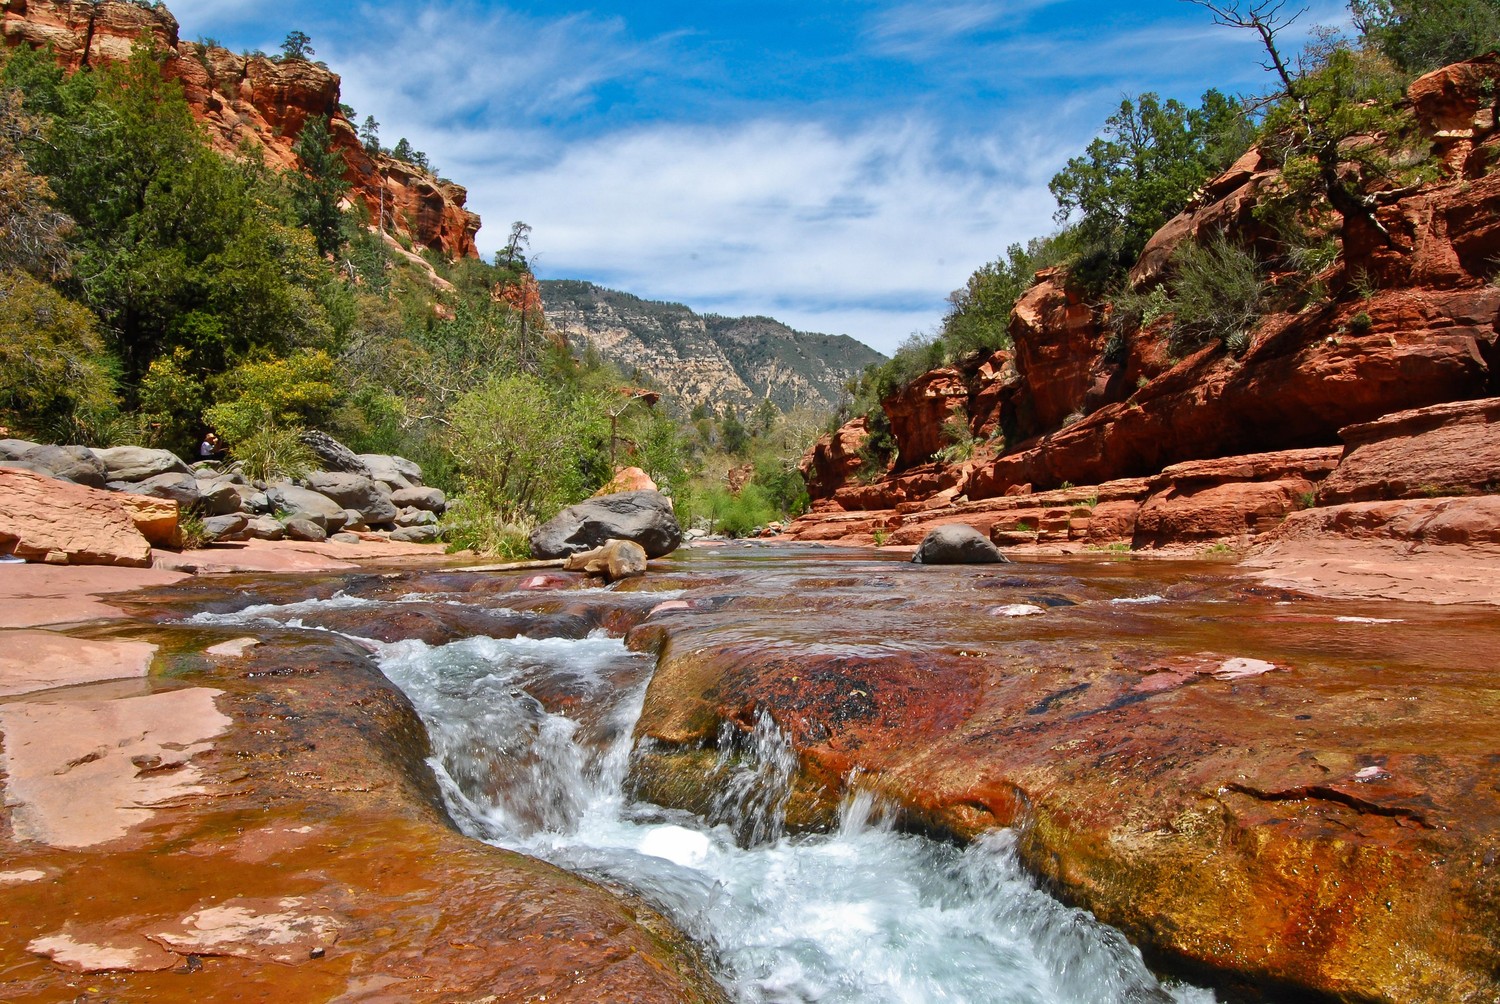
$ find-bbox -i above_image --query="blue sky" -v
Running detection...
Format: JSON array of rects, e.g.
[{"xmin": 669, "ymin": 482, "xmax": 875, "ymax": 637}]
[{"xmin": 167, "ymin": 0, "xmax": 1351, "ymax": 353}]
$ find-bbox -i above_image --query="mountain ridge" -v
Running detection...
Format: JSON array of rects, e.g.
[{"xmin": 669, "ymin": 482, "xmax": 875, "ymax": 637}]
[{"xmin": 541, "ymin": 279, "xmax": 885, "ymax": 415}]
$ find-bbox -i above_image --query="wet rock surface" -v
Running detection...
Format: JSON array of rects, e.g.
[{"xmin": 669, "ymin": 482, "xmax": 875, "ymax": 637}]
[
  {"xmin": 0, "ymin": 569, "xmax": 729, "ymax": 1003},
  {"xmin": 623, "ymin": 546, "xmax": 1500, "ymax": 1004},
  {"xmin": 7, "ymin": 546, "xmax": 1500, "ymax": 1003}
]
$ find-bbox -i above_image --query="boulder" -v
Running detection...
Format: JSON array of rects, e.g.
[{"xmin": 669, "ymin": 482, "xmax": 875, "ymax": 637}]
[
  {"xmin": 133, "ymin": 472, "xmax": 202, "ymax": 511},
  {"xmin": 391, "ymin": 486, "xmax": 447, "ymax": 513},
  {"xmin": 0, "ymin": 468, "xmax": 152, "ymax": 567},
  {"xmin": 1319, "ymin": 398, "xmax": 1500, "ymax": 504},
  {"xmin": 94, "ymin": 446, "xmax": 192, "ymax": 483},
  {"xmin": 562, "ymin": 539, "xmax": 648, "ymax": 582},
  {"xmin": 395, "ymin": 508, "xmax": 437, "ymax": 528},
  {"xmin": 911, "ymin": 523, "xmax": 1009, "ymax": 564},
  {"xmin": 243, "ymin": 516, "xmax": 286, "ymax": 541},
  {"xmin": 196, "ymin": 479, "xmax": 243, "ymax": 516},
  {"xmin": 391, "ymin": 525, "xmax": 441, "ymax": 544},
  {"xmin": 299, "ymin": 430, "xmax": 372, "ymax": 477},
  {"xmin": 529, "ymin": 491, "xmax": 682, "ymax": 559},
  {"xmin": 0, "ymin": 438, "xmax": 40, "ymax": 460},
  {"xmin": 303, "ymin": 472, "xmax": 397, "ymax": 524},
  {"xmin": 20, "ymin": 445, "xmax": 108, "ymax": 488},
  {"xmin": 341, "ymin": 509, "xmax": 369, "ymax": 532},
  {"xmin": 283, "ymin": 517, "xmax": 327, "ymax": 543},
  {"xmin": 201, "ymin": 513, "xmax": 249, "ymax": 542},
  {"xmin": 358, "ymin": 454, "xmax": 423, "ymax": 491},
  {"xmin": 330, "ymin": 531, "xmax": 362, "ymax": 544},
  {"xmin": 228, "ymin": 484, "xmax": 270, "ymax": 514},
  {"xmin": 265, "ymin": 485, "xmax": 346, "ymax": 531},
  {"xmin": 117, "ymin": 494, "xmax": 181, "ymax": 548}
]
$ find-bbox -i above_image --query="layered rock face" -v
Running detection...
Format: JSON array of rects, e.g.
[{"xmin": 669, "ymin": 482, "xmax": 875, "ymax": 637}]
[
  {"xmin": 541, "ymin": 280, "xmax": 886, "ymax": 415},
  {"xmin": 0, "ymin": 0, "xmax": 480, "ymax": 258},
  {"xmin": 793, "ymin": 56, "xmax": 1500, "ymax": 550}
]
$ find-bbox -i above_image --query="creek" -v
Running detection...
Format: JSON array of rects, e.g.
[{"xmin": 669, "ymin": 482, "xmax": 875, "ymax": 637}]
[{"xmin": 185, "ymin": 544, "xmax": 1500, "ymax": 1002}]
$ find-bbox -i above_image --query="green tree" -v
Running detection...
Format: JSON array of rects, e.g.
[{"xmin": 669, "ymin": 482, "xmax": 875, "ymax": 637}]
[
  {"xmin": 1353, "ymin": 0, "xmax": 1500, "ymax": 74},
  {"xmin": 1049, "ymin": 90, "xmax": 1252, "ymax": 288},
  {"xmin": 941, "ymin": 234, "xmax": 1074, "ymax": 358},
  {"xmin": 293, "ymin": 115, "xmax": 347, "ymax": 256},
  {"xmin": 446, "ymin": 373, "xmax": 609, "ymax": 547},
  {"xmin": 280, "ymin": 31, "xmax": 314, "ymax": 61},
  {"xmin": 204, "ymin": 349, "xmax": 342, "ymax": 446},
  {"xmin": 7, "ymin": 42, "xmax": 338, "ymax": 386},
  {"xmin": 1187, "ymin": 2, "xmax": 1423, "ymax": 251},
  {"xmin": 359, "ymin": 114, "xmax": 380, "ymax": 156}
]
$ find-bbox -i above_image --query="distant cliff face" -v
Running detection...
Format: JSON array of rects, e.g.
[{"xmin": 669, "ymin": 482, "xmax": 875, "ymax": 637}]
[
  {"xmin": 0, "ymin": 0, "xmax": 481, "ymax": 258},
  {"xmin": 541, "ymin": 280, "xmax": 886, "ymax": 415}
]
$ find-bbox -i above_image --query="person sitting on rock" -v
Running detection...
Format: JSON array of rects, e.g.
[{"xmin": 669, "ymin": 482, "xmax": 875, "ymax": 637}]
[{"xmin": 199, "ymin": 432, "xmax": 224, "ymax": 460}]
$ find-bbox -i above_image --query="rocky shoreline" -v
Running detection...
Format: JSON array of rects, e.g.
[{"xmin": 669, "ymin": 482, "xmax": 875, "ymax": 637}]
[
  {"xmin": 1, "ymin": 535, "xmax": 1497, "ymax": 1002},
  {"xmin": 0, "ymin": 551, "xmax": 729, "ymax": 1003}
]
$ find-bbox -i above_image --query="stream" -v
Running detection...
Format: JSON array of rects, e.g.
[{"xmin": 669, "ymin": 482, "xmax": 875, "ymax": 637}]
[
  {"xmin": 182, "ymin": 544, "xmax": 1500, "ymax": 1002},
  {"xmin": 183, "ymin": 547, "xmax": 1252, "ymax": 1003}
]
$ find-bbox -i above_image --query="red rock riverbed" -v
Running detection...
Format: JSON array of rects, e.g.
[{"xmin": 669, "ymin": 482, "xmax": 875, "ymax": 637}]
[{"xmin": 2, "ymin": 544, "xmax": 1497, "ymax": 1003}]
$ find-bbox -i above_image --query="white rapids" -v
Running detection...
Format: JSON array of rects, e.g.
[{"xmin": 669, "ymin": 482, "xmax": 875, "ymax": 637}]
[{"xmin": 212, "ymin": 596, "xmax": 1217, "ymax": 1004}]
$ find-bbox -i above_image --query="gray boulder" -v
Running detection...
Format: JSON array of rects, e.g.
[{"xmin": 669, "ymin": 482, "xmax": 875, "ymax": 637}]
[
  {"xmin": 201, "ymin": 513, "xmax": 249, "ymax": 542},
  {"xmin": 95, "ymin": 446, "xmax": 192, "ymax": 483},
  {"xmin": 21, "ymin": 445, "xmax": 108, "ymax": 488},
  {"xmin": 302, "ymin": 472, "xmax": 397, "ymax": 525},
  {"xmin": 358, "ymin": 454, "xmax": 423, "ymax": 490},
  {"xmin": 0, "ymin": 438, "xmax": 40, "ymax": 461},
  {"xmin": 283, "ymin": 517, "xmax": 328, "ymax": 543},
  {"xmin": 391, "ymin": 525, "xmax": 441, "ymax": 544},
  {"xmin": 244, "ymin": 516, "xmax": 286, "ymax": 541},
  {"xmin": 391, "ymin": 486, "xmax": 446, "ymax": 513},
  {"xmin": 341, "ymin": 509, "xmax": 369, "ymax": 532},
  {"xmin": 229, "ymin": 484, "xmax": 271, "ymax": 514},
  {"xmin": 134, "ymin": 472, "xmax": 202, "ymax": 510},
  {"xmin": 265, "ymin": 484, "xmax": 346, "ymax": 531},
  {"xmin": 529, "ymin": 490, "xmax": 682, "ymax": 559},
  {"xmin": 196, "ymin": 479, "xmax": 243, "ymax": 516},
  {"xmin": 911, "ymin": 524, "xmax": 1010, "ymax": 565},
  {"xmin": 330, "ymin": 531, "xmax": 362, "ymax": 544},
  {"xmin": 395, "ymin": 507, "xmax": 438, "ymax": 528},
  {"xmin": 299, "ymin": 430, "xmax": 372, "ymax": 477}
]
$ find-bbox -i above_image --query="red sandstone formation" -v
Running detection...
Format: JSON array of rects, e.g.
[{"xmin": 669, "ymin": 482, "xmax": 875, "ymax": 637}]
[
  {"xmin": 794, "ymin": 56, "xmax": 1500, "ymax": 549},
  {"xmin": 0, "ymin": 0, "xmax": 481, "ymax": 259}
]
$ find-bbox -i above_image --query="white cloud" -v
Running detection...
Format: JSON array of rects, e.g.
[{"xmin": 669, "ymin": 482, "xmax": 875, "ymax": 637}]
[
  {"xmin": 868, "ymin": 1, "xmax": 1065, "ymax": 57},
  {"xmin": 447, "ymin": 117, "xmax": 1068, "ymax": 355}
]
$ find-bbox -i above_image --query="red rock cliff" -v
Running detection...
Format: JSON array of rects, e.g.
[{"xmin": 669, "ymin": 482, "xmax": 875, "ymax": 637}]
[
  {"xmin": 807, "ymin": 55, "xmax": 1500, "ymax": 511},
  {"xmin": 1, "ymin": 0, "xmax": 481, "ymax": 259}
]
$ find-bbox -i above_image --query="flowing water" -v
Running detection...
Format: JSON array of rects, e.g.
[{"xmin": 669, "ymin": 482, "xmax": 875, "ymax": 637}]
[{"xmin": 192, "ymin": 555, "xmax": 1231, "ymax": 1004}]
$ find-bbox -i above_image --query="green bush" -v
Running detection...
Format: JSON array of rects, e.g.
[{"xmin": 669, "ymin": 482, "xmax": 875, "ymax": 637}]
[
  {"xmin": 204, "ymin": 349, "xmax": 341, "ymax": 445},
  {"xmin": 1165, "ymin": 236, "xmax": 1265, "ymax": 356},
  {"xmin": 231, "ymin": 425, "xmax": 317, "ymax": 483},
  {"xmin": 0, "ymin": 270, "xmax": 118, "ymax": 440}
]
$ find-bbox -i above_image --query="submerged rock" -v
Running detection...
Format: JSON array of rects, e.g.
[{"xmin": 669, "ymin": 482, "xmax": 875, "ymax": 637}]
[
  {"xmin": 530, "ymin": 490, "xmax": 682, "ymax": 559},
  {"xmin": 912, "ymin": 523, "xmax": 1009, "ymax": 564}
]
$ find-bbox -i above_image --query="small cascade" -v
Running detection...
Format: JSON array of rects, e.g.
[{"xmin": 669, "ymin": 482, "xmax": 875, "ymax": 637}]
[
  {"xmin": 708, "ymin": 708, "xmax": 797, "ymax": 847},
  {"xmin": 195, "ymin": 590, "xmax": 1214, "ymax": 1004}
]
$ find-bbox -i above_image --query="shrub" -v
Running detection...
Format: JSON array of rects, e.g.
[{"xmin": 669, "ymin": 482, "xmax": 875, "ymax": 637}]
[
  {"xmin": 1165, "ymin": 235, "xmax": 1265, "ymax": 356},
  {"xmin": 231, "ymin": 425, "xmax": 317, "ymax": 483},
  {"xmin": 204, "ymin": 349, "xmax": 341, "ymax": 445},
  {"xmin": 0, "ymin": 271, "xmax": 118, "ymax": 440}
]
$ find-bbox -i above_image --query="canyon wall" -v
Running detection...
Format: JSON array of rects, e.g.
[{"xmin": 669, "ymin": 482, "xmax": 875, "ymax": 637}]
[{"xmin": 1, "ymin": 0, "xmax": 481, "ymax": 258}]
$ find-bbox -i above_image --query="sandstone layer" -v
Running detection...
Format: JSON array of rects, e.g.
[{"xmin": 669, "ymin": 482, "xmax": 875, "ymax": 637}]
[{"xmin": 0, "ymin": 570, "xmax": 727, "ymax": 1003}]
